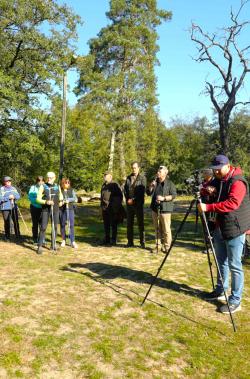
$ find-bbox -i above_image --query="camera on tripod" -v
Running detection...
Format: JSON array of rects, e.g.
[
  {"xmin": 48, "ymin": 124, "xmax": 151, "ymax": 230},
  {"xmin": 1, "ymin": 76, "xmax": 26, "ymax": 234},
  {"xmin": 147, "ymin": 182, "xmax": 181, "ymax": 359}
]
[{"xmin": 184, "ymin": 170, "xmax": 203, "ymax": 193}]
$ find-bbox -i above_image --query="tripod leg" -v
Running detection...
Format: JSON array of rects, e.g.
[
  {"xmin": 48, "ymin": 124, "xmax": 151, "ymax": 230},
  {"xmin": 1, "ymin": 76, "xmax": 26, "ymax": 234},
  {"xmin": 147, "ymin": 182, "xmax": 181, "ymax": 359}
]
[
  {"xmin": 200, "ymin": 212, "xmax": 215, "ymax": 290},
  {"xmin": 198, "ymin": 199, "xmax": 237, "ymax": 332},
  {"xmin": 141, "ymin": 198, "xmax": 196, "ymax": 305}
]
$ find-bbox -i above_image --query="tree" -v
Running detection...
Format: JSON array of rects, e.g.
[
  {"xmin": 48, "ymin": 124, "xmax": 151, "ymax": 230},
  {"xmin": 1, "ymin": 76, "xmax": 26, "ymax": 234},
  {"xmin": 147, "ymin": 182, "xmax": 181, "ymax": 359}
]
[
  {"xmin": 0, "ymin": 0, "xmax": 81, "ymax": 121},
  {"xmin": 76, "ymin": 0, "xmax": 171, "ymax": 177},
  {"xmin": 190, "ymin": 0, "xmax": 250, "ymax": 154}
]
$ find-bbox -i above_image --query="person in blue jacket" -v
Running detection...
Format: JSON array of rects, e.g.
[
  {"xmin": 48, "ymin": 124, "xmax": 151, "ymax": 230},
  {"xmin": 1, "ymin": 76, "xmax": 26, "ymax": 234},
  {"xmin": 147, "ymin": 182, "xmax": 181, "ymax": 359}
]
[
  {"xmin": 28, "ymin": 176, "xmax": 44, "ymax": 244},
  {"xmin": 0, "ymin": 176, "xmax": 21, "ymax": 241}
]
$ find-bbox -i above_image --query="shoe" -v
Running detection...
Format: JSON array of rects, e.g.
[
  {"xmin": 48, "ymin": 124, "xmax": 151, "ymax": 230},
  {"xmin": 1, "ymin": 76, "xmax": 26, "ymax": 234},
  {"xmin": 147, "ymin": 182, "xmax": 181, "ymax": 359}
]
[
  {"xmin": 202, "ymin": 248, "xmax": 212, "ymax": 254},
  {"xmin": 140, "ymin": 243, "xmax": 145, "ymax": 249},
  {"xmin": 61, "ymin": 240, "xmax": 66, "ymax": 247},
  {"xmin": 161, "ymin": 246, "xmax": 169, "ymax": 254},
  {"xmin": 204, "ymin": 289, "xmax": 226, "ymax": 301},
  {"xmin": 4, "ymin": 236, "xmax": 10, "ymax": 242},
  {"xmin": 220, "ymin": 303, "xmax": 241, "ymax": 314},
  {"xmin": 36, "ymin": 246, "xmax": 43, "ymax": 255},
  {"xmin": 50, "ymin": 244, "xmax": 57, "ymax": 251},
  {"xmin": 71, "ymin": 241, "xmax": 78, "ymax": 249}
]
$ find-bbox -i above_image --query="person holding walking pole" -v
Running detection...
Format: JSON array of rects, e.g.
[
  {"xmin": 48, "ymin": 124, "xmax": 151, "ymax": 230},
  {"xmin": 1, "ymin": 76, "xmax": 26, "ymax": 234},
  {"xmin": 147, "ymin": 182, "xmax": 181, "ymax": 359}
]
[
  {"xmin": 59, "ymin": 178, "xmax": 78, "ymax": 249},
  {"xmin": 147, "ymin": 166, "xmax": 177, "ymax": 254},
  {"xmin": 28, "ymin": 176, "xmax": 44, "ymax": 244},
  {"xmin": 36, "ymin": 172, "xmax": 63, "ymax": 254},
  {"xmin": 0, "ymin": 176, "xmax": 21, "ymax": 241}
]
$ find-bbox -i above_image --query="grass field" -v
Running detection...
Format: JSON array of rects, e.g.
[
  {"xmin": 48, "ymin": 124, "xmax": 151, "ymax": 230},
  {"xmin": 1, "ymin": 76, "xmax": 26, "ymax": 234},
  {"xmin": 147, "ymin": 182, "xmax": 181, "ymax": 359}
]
[{"xmin": 0, "ymin": 198, "xmax": 249, "ymax": 378}]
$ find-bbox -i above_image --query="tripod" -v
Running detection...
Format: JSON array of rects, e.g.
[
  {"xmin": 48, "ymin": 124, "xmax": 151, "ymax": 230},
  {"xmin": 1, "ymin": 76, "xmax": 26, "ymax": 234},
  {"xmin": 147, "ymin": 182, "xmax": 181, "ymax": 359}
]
[{"xmin": 141, "ymin": 192, "xmax": 237, "ymax": 332}]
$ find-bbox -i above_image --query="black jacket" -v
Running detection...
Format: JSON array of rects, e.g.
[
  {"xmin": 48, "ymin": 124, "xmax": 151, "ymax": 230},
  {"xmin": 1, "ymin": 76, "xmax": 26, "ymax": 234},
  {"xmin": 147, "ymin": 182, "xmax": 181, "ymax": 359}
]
[
  {"xmin": 124, "ymin": 173, "xmax": 146, "ymax": 207},
  {"xmin": 101, "ymin": 182, "xmax": 123, "ymax": 212}
]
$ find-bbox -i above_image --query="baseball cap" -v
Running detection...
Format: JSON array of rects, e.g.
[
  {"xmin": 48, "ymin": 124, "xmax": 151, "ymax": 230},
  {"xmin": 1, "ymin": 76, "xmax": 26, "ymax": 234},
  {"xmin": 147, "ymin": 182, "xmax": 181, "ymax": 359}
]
[
  {"xmin": 210, "ymin": 155, "xmax": 229, "ymax": 170},
  {"xmin": 2, "ymin": 176, "xmax": 12, "ymax": 182}
]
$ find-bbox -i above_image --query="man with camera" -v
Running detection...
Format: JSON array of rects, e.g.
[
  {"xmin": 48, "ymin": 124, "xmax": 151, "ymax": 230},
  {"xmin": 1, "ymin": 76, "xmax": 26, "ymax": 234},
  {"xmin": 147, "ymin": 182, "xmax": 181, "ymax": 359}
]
[
  {"xmin": 124, "ymin": 162, "xmax": 146, "ymax": 248},
  {"xmin": 147, "ymin": 165, "xmax": 177, "ymax": 253},
  {"xmin": 198, "ymin": 154, "xmax": 250, "ymax": 314}
]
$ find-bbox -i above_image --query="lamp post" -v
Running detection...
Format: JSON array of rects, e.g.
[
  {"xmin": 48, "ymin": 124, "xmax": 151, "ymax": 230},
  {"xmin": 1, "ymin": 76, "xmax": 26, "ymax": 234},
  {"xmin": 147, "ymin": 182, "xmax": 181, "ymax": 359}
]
[{"xmin": 59, "ymin": 55, "xmax": 78, "ymax": 181}]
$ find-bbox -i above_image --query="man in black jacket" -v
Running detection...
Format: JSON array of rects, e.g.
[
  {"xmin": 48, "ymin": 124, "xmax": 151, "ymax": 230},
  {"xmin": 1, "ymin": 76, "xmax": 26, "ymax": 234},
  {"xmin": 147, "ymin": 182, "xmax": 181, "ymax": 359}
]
[
  {"xmin": 100, "ymin": 172, "xmax": 123, "ymax": 246},
  {"xmin": 124, "ymin": 162, "xmax": 146, "ymax": 248},
  {"xmin": 148, "ymin": 166, "xmax": 177, "ymax": 253}
]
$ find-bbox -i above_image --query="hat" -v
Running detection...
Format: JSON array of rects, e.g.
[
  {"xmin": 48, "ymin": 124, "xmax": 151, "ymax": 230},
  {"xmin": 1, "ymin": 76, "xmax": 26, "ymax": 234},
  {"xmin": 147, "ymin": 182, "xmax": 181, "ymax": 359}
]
[
  {"xmin": 2, "ymin": 176, "xmax": 12, "ymax": 182},
  {"xmin": 210, "ymin": 155, "xmax": 229, "ymax": 169}
]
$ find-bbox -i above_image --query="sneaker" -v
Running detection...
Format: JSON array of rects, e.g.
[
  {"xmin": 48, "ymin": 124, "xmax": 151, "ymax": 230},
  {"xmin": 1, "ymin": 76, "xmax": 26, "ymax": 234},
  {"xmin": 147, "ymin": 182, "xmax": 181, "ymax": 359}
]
[
  {"xmin": 36, "ymin": 246, "xmax": 43, "ymax": 255},
  {"xmin": 61, "ymin": 240, "xmax": 66, "ymax": 247},
  {"xmin": 71, "ymin": 241, "xmax": 78, "ymax": 249},
  {"xmin": 220, "ymin": 303, "xmax": 241, "ymax": 314},
  {"xmin": 204, "ymin": 290, "xmax": 226, "ymax": 301}
]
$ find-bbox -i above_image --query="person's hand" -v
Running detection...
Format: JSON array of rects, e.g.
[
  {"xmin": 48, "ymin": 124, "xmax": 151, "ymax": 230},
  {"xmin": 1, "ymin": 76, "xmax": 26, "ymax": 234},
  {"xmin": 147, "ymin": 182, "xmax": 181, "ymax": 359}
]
[
  {"xmin": 206, "ymin": 186, "xmax": 217, "ymax": 194},
  {"xmin": 156, "ymin": 195, "xmax": 165, "ymax": 202},
  {"xmin": 9, "ymin": 194, "xmax": 14, "ymax": 200},
  {"xmin": 198, "ymin": 202, "xmax": 207, "ymax": 213},
  {"xmin": 46, "ymin": 200, "xmax": 54, "ymax": 205},
  {"xmin": 127, "ymin": 199, "xmax": 134, "ymax": 205}
]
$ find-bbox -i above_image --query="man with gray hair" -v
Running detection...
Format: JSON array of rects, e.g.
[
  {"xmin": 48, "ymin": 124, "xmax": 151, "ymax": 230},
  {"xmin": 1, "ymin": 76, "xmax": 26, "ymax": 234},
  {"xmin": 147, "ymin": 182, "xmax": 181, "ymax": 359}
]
[
  {"xmin": 147, "ymin": 165, "xmax": 177, "ymax": 253},
  {"xmin": 36, "ymin": 172, "xmax": 63, "ymax": 254}
]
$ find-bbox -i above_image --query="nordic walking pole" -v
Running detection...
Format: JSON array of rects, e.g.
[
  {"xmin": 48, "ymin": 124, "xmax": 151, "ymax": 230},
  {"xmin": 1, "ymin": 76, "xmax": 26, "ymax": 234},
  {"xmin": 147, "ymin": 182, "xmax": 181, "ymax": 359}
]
[
  {"xmin": 49, "ymin": 189, "xmax": 56, "ymax": 254},
  {"xmin": 17, "ymin": 207, "xmax": 30, "ymax": 234}
]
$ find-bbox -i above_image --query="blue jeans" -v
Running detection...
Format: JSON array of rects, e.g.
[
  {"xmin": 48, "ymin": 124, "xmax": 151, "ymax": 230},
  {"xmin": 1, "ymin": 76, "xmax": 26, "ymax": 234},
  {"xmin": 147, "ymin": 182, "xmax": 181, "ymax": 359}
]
[{"xmin": 213, "ymin": 228, "xmax": 245, "ymax": 305}]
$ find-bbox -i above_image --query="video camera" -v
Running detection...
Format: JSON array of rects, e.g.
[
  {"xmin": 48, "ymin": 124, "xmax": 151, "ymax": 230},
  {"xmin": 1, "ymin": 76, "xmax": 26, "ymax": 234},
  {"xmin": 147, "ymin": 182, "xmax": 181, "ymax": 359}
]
[{"xmin": 184, "ymin": 170, "xmax": 203, "ymax": 193}]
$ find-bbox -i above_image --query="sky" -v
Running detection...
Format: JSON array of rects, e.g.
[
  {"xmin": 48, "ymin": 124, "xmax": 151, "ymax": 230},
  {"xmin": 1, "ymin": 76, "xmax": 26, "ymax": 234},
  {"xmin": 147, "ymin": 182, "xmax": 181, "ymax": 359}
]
[{"xmin": 61, "ymin": 0, "xmax": 250, "ymax": 125}]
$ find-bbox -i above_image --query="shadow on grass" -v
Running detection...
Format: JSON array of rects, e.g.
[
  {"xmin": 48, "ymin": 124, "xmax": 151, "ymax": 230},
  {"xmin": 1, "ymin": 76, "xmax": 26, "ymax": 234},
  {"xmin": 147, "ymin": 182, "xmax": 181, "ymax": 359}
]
[
  {"xmin": 62, "ymin": 262, "xmax": 207, "ymax": 297},
  {"xmin": 60, "ymin": 262, "xmax": 227, "ymax": 335}
]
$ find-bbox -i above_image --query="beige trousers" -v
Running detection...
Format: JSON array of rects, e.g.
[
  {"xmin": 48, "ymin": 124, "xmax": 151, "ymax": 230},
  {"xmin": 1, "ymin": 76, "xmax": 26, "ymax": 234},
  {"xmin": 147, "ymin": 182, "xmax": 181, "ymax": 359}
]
[{"xmin": 152, "ymin": 211, "xmax": 172, "ymax": 250}]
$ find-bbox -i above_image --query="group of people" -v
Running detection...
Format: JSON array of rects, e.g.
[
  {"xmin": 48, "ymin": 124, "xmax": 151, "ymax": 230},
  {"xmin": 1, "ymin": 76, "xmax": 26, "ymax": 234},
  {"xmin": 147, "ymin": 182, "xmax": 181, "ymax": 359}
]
[
  {"xmin": 0, "ymin": 172, "xmax": 78, "ymax": 254},
  {"xmin": 1, "ymin": 154, "xmax": 250, "ymax": 315},
  {"xmin": 100, "ymin": 162, "xmax": 177, "ymax": 253}
]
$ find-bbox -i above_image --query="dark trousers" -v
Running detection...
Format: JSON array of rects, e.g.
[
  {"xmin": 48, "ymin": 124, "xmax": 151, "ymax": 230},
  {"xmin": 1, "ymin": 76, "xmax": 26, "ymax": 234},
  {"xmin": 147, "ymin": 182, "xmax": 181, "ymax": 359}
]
[
  {"xmin": 38, "ymin": 207, "xmax": 59, "ymax": 248},
  {"xmin": 102, "ymin": 209, "xmax": 118, "ymax": 243},
  {"xmin": 2, "ymin": 208, "xmax": 20, "ymax": 238},
  {"xmin": 30, "ymin": 205, "xmax": 42, "ymax": 242},
  {"xmin": 126, "ymin": 205, "xmax": 145, "ymax": 245},
  {"xmin": 59, "ymin": 208, "xmax": 75, "ymax": 243}
]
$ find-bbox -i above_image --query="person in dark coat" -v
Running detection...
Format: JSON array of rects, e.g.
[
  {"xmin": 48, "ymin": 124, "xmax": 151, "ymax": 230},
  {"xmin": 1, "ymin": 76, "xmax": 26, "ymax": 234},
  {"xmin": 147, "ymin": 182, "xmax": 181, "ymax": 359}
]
[
  {"xmin": 100, "ymin": 172, "xmax": 123, "ymax": 246},
  {"xmin": 124, "ymin": 162, "xmax": 146, "ymax": 248}
]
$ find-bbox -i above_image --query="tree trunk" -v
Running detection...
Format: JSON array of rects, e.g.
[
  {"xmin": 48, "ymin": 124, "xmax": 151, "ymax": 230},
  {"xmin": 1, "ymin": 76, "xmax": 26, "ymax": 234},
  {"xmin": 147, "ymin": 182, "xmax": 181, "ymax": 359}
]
[
  {"xmin": 107, "ymin": 129, "xmax": 116, "ymax": 173},
  {"xmin": 218, "ymin": 109, "xmax": 231, "ymax": 155},
  {"xmin": 118, "ymin": 135, "xmax": 126, "ymax": 180}
]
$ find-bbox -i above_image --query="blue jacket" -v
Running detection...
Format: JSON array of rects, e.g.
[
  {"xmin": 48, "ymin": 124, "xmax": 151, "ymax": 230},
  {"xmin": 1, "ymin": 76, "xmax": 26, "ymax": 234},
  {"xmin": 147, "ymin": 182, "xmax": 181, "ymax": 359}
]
[
  {"xmin": 0, "ymin": 185, "xmax": 20, "ymax": 210},
  {"xmin": 28, "ymin": 184, "xmax": 42, "ymax": 209}
]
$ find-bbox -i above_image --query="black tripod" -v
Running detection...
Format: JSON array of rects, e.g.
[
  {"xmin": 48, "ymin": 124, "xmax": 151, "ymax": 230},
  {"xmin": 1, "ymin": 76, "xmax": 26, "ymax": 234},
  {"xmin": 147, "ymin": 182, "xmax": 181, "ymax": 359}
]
[{"xmin": 141, "ymin": 192, "xmax": 237, "ymax": 332}]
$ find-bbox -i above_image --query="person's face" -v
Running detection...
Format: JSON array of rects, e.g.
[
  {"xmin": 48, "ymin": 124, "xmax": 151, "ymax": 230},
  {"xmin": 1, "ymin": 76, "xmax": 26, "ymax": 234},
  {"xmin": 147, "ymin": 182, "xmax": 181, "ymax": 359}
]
[
  {"xmin": 63, "ymin": 181, "xmax": 70, "ymax": 189},
  {"xmin": 104, "ymin": 174, "xmax": 112, "ymax": 183},
  {"xmin": 157, "ymin": 169, "xmax": 167, "ymax": 182},
  {"xmin": 38, "ymin": 179, "xmax": 44, "ymax": 186},
  {"xmin": 47, "ymin": 175, "xmax": 55, "ymax": 184},
  {"xmin": 4, "ymin": 180, "xmax": 11, "ymax": 187},
  {"xmin": 213, "ymin": 164, "xmax": 230, "ymax": 179},
  {"xmin": 202, "ymin": 172, "xmax": 212, "ymax": 181},
  {"xmin": 132, "ymin": 164, "xmax": 139, "ymax": 176}
]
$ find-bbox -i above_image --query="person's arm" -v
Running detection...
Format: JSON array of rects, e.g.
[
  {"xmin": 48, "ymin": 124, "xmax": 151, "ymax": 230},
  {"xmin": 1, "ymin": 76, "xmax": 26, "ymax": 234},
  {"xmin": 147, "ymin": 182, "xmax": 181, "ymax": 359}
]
[
  {"xmin": 67, "ymin": 190, "xmax": 78, "ymax": 203},
  {"xmin": 164, "ymin": 181, "xmax": 177, "ymax": 201},
  {"xmin": 205, "ymin": 181, "xmax": 246, "ymax": 213},
  {"xmin": 36, "ymin": 185, "xmax": 46, "ymax": 205}
]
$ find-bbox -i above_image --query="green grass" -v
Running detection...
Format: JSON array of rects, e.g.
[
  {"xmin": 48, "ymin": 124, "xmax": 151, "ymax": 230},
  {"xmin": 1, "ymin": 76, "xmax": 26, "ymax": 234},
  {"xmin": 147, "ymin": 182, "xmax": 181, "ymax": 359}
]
[{"xmin": 0, "ymin": 197, "xmax": 249, "ymax": 378}]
